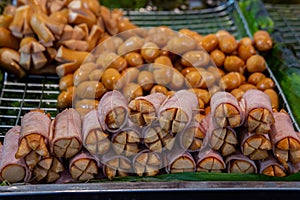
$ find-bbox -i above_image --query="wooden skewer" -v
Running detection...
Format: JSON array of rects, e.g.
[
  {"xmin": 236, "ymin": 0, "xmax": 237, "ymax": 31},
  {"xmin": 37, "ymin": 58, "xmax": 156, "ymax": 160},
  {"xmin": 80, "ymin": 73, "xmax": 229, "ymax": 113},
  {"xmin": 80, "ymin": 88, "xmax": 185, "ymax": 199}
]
[
  {"xmin": 133, "ymin": 150, "xmax": 162, "ymax": 176},
  {"xmin": 33, "ymin": 157, "xmax": 64, "ymax": 183}
]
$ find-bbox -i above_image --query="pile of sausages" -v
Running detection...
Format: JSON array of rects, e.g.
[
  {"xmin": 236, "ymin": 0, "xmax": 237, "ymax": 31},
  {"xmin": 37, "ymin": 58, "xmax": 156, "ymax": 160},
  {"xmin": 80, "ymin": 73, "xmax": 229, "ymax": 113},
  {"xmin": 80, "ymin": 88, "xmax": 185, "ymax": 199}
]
[
  {"xmin": 0, "ymin": 0, "xmax": 138, "ymax": 78},
  {"xmin": 1, "ymin": 88, "xmax": 300, "ymax": 184}
]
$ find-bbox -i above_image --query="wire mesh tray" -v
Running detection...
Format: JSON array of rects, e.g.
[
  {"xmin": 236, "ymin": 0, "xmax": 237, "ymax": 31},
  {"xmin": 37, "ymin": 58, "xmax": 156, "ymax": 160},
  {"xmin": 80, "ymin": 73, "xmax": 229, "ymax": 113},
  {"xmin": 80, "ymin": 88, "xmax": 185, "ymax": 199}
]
[{"xmin": 0, "ymin": 0, "xmax": 300, "ymax": 196}]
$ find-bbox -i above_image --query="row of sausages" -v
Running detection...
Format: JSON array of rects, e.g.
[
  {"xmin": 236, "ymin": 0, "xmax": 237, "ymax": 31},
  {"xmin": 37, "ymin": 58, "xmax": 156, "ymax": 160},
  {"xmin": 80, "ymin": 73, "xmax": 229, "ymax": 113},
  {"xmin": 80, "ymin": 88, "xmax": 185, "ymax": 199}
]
[{"xmin": 1, "ymin": 88, "xmax": 299, "ymax": 183}]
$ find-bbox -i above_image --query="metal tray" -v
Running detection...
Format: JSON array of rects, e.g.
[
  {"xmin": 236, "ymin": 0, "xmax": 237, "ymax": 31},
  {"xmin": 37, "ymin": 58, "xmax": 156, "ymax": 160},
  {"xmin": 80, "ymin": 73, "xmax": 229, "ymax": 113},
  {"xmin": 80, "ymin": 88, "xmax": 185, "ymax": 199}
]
[{"xmin": 0, "ymin": 0, "xmax": 300, "ymax": 197}]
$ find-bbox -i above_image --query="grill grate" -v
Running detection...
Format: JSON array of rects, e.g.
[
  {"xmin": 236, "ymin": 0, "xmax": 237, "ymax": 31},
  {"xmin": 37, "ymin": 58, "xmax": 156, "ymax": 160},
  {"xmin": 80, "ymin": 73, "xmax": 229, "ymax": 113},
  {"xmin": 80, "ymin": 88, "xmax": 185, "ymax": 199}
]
[
  {"xmin": 0, "ymin": 0, "xmax": 299, "ymax": 138},
  {"xmin": 264, "ymin": 3, "xmax": 300, "ymax": 62},
  {"xmin": 0, "ymin": 73, "xmax": 59, "ymax": 138}
]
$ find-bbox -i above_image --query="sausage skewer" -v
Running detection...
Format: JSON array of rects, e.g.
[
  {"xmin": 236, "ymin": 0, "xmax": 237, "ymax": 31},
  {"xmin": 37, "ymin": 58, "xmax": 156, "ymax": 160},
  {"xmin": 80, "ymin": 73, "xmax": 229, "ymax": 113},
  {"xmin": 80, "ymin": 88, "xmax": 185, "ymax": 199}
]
[
  {"xmin": 0, "ymin": 126, "xmax": 31, "ymax": 183},
  {"xmin": 132, "ymin": 150, "xmax": 162, "ymax": 176},
  {"xmin": 69, "ymin": 150, "xmax": 99, "ymax": 182},
  {"xmin": 82, "ymin": 109, "xmax": 110, "ymax": 156},
  {"xmin": 195, "ymin": 148, "xmax": 226, "ymax": 173},
  {"xmin": 128, "ymin": 93, "xmax": 166, "ymax": 126},
  {"xmin": 158, "ymin": 90, "xmax": 198, "ymax": 134},
  {"xmin": 50, "ymin": 108, "xmax": 82, "ymax": 159}
]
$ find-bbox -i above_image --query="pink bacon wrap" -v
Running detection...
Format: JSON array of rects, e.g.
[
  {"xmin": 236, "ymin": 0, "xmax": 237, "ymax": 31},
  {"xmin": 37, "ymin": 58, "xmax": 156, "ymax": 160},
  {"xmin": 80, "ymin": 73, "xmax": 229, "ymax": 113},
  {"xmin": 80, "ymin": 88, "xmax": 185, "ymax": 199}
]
[
  {"xmin": 69, "ymin": 150, "xmax": 100, "ymax": 181},
  {"xmin": 98, "ymin": 90, "xmax": 129, "ymax": 133},
  {"xmin": 158, "ymin": 90, "xmax": 198, "ymax": 134},
  {"xmin": 210, "ymin": 91, "xmax": 244, "ymax": 128},
  {"xmin": 0, "ymin": 126, "xmax": 31, "ymax": 183},
  {"xmin": 195, "ymin": 147, "xmax": 226, "ymax": 172},
  {"xmin": 50, "ymin": 108, "xmax": 82, "ymax": 159},
  {"xmin": 225, "ymin": 151, "xmax": 258, "ymax": 174},
  {"xmin": 82, "ymin": 109, "xmax": 110, "ymax": 156},
  {"xmin": 111, "ymin": 119, "xmax": 142, "ymax": 157},
  {"xmin": 128, "ymin": 92, "xmax": 167, "ymax": 126},
  {"xmin": 203, "ymin": 117, "xmax": 238, "ymax": 157},
  {"xmin": 16, "ymin": 110, "xmax": 51, "ymax": 158},
  {"xmin": 258, "ymin": 155, "xmax": 286, "ymax": 177},
  {"xmin": 270, "ymin": 111, "xmax": 300, "ymax": 167},
  {"xmin": 165, "ymin": 146, "xmax": 196, "ymax": 173},
  {"xmin": 240, "ymin": 129, "xmax": 271, "ymax": 160},
  {"xmin": 241, "ymin": 89, "xmax": 274, "ymax": 134}
]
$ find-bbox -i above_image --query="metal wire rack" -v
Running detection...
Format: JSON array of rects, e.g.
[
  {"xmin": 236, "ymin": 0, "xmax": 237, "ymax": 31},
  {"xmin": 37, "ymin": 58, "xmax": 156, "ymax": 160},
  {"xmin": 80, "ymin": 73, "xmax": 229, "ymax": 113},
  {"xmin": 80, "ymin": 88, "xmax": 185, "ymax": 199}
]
[
  {"xmin": 0, "ymin": 0, "xmax": 299, "ymax": 138},
  {"xmin": 264, "ymin": 3, "xmax": 300, "ymax": 64}
]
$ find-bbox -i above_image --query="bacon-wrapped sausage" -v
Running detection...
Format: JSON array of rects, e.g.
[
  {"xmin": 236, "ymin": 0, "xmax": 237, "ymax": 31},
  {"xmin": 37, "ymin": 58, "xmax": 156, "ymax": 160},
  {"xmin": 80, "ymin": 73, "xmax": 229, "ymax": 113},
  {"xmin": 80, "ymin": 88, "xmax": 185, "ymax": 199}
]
[
  {"xmin": 270, "ymin": 110, "xmax": 300, "ymax": 168},
  {"xmin": 98, "ymin": 90, "xmax": 129, "ymax": 133},
  {"xmin": 195, "ymin": 147, "xmax": 226, "ymax": 173},
  {"xmin": 258, "ymin": 155, "xmax": 286, "ymax": 177},
  {"xmin": 15, "ymin": 110, "xmax": 51, "ymax": 169},
  {"xmin": 158, "ymin": 90, "xmax": 198, "ymax": 134},
  {"xmin": 50, "ymin": 108, "xmax": 82, "ymax": 159},
  {"xmin": 0, "ymin": 126, "xmax": 31, "ymax": 183},
  {"xmin": 82, "ymin": 109, "xmax": 110, "ymax": 156},
  {"xmin": 226, "ymin": 151, "xmax": 257, "ymax": 174},
  {"xmin": 210, "ymin": 91, "xmax": 244, "ymax": 128},
  {"xmin": 128, "ymin": 92, "xmax": 167, "ymax": 126},
  {"xmin": 241, "ymin": 89, "xmax": 274, "ymax": 134}
]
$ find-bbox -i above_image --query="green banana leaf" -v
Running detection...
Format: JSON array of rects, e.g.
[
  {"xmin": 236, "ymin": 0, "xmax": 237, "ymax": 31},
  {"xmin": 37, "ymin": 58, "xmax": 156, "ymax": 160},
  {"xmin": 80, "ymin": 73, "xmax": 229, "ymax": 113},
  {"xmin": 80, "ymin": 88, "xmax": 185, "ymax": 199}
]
[{"xmin": 238, "ymin": 0, "xmax": 274, "ymax": 34}]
